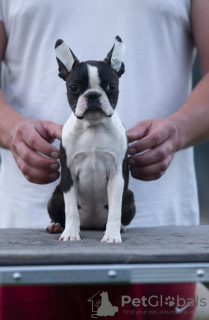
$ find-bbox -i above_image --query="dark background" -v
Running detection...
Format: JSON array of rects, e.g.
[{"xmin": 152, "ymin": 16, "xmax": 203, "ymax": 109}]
[{"xmin": 193, "ymin": 58, "xmax": 209, "ymax": 224}]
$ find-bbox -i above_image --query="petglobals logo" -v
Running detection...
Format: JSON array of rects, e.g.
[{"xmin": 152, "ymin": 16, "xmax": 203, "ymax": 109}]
[
  {"xmin": 88, "ymin": 291, "xmax": 118, "ymax": 318},
  {"xmin": 88, "ymin": 291, "xmax": 207, "ymax": 318},
  {"xmin": 122, "ymin": 295, "xmax": 176, "ymax": 308},
  {"xmin": 121, "ymin": 294, "xmax": 207, "ymax": 313}
]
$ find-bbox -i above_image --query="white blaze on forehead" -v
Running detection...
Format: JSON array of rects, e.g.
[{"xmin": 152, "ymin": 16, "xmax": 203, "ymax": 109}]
[{"xmin": 87, "ymin": 65, "xmax": 100, "ymax": 89}]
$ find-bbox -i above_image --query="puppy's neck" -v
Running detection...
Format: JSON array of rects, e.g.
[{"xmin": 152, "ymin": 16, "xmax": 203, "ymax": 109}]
[
  {"xmin": 76, "ymin": 113, "xmax": 111, "ymax": 128},
  {"xmin": 83, "ymin": 117, "xmax": 108, "ymax": 127}
]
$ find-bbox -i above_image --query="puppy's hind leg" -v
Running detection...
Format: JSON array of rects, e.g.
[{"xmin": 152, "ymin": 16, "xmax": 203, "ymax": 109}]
[
  {"xmin": 121, "ymin": 189, "xmax": 136, "ymax": 228},
  {"xmin": 47, "ymin": 183, "xmax": 65, "ymax": 234}
]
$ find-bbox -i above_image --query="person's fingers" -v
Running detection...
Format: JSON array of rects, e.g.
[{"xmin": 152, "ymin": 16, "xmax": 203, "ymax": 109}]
[
  {"xmin": 131, "ymin": 170, "xmax": 165, "ymax": 181},
  {"xmin": 20, "ymin": 128, "xmax": 60, "ymax": 159},
  {"xmin": 13, "ymin": 141, "xmax": 60, "ymax": 170},
  {"xmin": 128, "ymin": 140, "xmax": 174, "ymax": 168},
  {"xmin": 127, "ymin": 118, "xmax": 181, "ymax": 182},
  {"xmin": 130, "ymin": 153, "xmax": 173, "ymax": 179},
  {"xmin": 127, "ymin": 119, "xmax": 179, "ymax": 156},
  {"xmin": 25, "ymin": 171, "xmax": 60, "ymax": 185},
  {"xmin": 11, "ymin": 120, "xmax": 62, "ymax": 159},
  {"xmin": 10, "ymin": 119, "xmax": 63, "ymax": 184},
  {"xmin": 126, "ymin": 121, "xmax": 151, "ymax": 143},
  {"xmin": 128, "ymin": 128, "xmax": 171, "ymax": 155},
  {"xmin": 42, "ymin": 121, "xmax": 63, "ymax": 141},
  {"xmin": 16, "ymin": 153, "xmax": 60, "ymax": 184}
]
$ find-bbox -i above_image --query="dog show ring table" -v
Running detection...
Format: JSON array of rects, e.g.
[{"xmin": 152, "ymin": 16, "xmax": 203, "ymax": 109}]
[{"xmin": 0, "ymin": 226, "xmax": 209, "ymax": 286}]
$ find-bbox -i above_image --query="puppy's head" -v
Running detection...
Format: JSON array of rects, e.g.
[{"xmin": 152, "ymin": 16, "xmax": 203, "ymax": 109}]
[{"xmin": 55, "ymin": 36, "xmax": 125, "ymax": 120}]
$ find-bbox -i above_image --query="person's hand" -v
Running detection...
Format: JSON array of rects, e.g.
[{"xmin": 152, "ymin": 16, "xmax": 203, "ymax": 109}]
[
  {"xmin": 127, "ymin": 118, "xmax": 180, "ymax": 181},
  {"xmin": 9, "ymin": 118, "xmax": 63, "ymax": 184}
]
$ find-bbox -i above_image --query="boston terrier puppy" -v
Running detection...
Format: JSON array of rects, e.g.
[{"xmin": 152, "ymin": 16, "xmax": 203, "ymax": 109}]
[{"xmin": 47, "ymin": 36, "xmax": 135, "ymax": 243}]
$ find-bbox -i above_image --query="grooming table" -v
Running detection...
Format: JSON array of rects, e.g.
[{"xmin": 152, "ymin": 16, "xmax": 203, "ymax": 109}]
[{"xmin": 0, "ymin": 226, "xmax": 209, "ymax": 285}]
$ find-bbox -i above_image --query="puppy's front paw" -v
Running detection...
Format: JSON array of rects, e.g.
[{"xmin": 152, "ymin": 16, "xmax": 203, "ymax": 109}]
[
  {"xmin": 59, "ymin": 227, "xmax": 81, "ymax": 241},
  {"xmin": 101, "ymin": 229, "xmax": 122, "ymax": 243},
  {"xmin": 47, "ymin": 222, "xmax": 64, "ymax": 234}
]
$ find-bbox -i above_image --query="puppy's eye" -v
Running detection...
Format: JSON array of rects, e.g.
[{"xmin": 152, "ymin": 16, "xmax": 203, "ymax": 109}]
[
  {"xmin": 106, "ymin": 83, "xmax": 117, "ymax": 92},
  {"xmin": 69, "ymin": 85, "xmax": 79, "ymax": 93}
]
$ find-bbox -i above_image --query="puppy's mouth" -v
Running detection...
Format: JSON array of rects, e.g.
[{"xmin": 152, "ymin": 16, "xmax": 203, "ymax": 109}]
[
  {"xmin": 74, "ymin": 96, "xmax": 114, "ymax": 119},
  {"xmin": 83, "ymin": 107, "xmax": 106, "ymax": 121},
  {"xmin": 84, "ymin": 105, "xmax": 103, "ymax": 114}
]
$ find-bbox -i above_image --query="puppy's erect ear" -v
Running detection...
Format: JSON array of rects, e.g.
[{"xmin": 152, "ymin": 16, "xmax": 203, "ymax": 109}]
[
  {"xmin": 104, "ymin": 35, "xmax": 125, "ymax": 77},
  {"xmin": 55, "ymin": 39, "xmax": 79, "ymax": 80}
]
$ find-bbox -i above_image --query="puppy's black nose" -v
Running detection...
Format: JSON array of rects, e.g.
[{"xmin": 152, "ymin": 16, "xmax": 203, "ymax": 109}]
[{"xmin": 85, "ymin": 92, "xmax": 101, "ymax": 102}]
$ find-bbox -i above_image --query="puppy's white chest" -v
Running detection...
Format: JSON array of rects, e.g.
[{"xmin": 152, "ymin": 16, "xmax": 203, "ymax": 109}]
[
  {"xmin": 73, "ymin": 148, "xmax": 115, "ymax": 176},
  {"xmin": 63, "ymin": 113, "xmax": 127, "ymax": 171},
  {"xmin": 73, "ymin": 126, "xmax": 117, "ymax": 172}
]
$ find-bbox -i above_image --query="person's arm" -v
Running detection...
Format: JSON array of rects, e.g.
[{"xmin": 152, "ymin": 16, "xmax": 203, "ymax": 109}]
[
  {"xmin": 0, "ymin": 22, "xmax": 63, "ymax": 184},
  {"xmin": 127, "ymin": 0, "xmax": 209, "ymax": 181},
  {"xmin": 170, "ymin": 0, "xmax": 209, "ymax": 148}
]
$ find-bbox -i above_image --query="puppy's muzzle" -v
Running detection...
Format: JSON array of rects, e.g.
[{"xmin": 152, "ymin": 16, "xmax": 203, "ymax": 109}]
[
  {"xmin": 85, "ymin": 91, "xmax": 101, "ymax": 102},
  {"xmin": 84, "ymin": 91, "xmax": 102, "ymax": 113}
]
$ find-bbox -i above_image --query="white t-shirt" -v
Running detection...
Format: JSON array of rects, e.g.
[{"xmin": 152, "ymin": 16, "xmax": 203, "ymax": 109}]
[{"xmin": 0, "ymin": 0, "xmax": 199, "ymax": 228}]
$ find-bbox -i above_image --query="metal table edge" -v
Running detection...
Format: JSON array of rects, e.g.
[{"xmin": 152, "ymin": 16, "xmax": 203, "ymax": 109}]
[{"xmin": 0, "ymin": 262, "xmax": 209, "ymax": 285}]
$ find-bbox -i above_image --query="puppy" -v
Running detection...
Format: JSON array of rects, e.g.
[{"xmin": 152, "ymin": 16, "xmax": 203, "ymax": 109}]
[{"xmin": 47, "ymin": 36, "xmax": 135, "ymax": 242}]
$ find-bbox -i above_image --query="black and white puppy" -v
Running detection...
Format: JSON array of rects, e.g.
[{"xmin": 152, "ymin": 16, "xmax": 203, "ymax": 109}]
[{"xmin": 47, "ymin": 36, "xmax": 135, "ymax": 243}]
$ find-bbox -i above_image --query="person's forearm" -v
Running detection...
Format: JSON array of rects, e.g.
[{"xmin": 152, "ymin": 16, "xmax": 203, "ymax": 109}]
[
  {"xmin": 168, "ymin": 71, "xmax": 209, "ymax": 150},
  {"xmin": 0, "ymin": 90, "xmax": 25, "ymax": 149}
]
